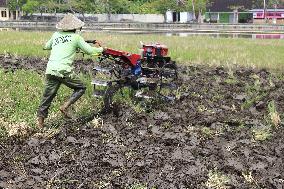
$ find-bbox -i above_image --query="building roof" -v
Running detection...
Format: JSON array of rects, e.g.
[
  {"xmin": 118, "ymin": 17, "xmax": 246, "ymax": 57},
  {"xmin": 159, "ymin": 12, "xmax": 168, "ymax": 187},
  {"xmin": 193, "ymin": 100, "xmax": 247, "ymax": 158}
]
[
  {"xmin": 208, "ymin": 0, "xmax": 252, "ymax": 12},
  {"xmin": 0, "ymin": 0, "xmax": 7, "ymax": 7},
  {"xmin": 249, "ymin": 9, "xmax": 284, "ymax": 12}
]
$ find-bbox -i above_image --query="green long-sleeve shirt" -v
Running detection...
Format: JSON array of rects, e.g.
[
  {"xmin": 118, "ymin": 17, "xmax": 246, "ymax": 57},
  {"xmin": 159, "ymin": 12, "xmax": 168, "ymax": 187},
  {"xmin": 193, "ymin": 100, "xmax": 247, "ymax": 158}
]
[{"xmin": 44, "ymin": 31, "xmax": 103, "ymax": 77}]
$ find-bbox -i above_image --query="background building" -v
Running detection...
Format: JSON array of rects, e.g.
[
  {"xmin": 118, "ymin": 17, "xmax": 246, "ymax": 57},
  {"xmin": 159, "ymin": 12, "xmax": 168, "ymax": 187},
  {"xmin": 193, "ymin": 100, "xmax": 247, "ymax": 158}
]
[
  {"xmin": 0, "ymin": 0, "xmax": 20, "ymax": 21},
  {"xmin": 250, "ymin": 9, "xmax": 284, "ymax": 24},
  {"xmin": 0, "ymin": 0, "xmax": 9, "ymax": 21},
  {"xmin": 205, "ymin": 0, "xmax": 253, "ymax": 23},
  {"xmin": 205, "ymin": 0, "xmax": 284, "ymax": 24}
]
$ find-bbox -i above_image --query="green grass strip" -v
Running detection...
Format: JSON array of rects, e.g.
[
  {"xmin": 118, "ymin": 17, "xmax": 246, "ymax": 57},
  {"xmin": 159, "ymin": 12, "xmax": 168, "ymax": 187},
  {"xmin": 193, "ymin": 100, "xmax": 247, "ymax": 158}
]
[{"xmin": 0, "ymin": 31, "xmax": 283, "ymax": 71}]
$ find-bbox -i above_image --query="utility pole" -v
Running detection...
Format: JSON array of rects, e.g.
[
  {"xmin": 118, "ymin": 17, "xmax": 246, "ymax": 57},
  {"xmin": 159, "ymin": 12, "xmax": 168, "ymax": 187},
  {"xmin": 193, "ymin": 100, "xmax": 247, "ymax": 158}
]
[
  {"xmin": 16, "ymin": 0, "xmax": 19, "ymax": 20},
  {"xmin": 273, "ymin": 3, "xmax": 277, "ymax": 24},
  {"xmin": 263, "ymin": 0, "xmax": 267, "ymax": 23}
]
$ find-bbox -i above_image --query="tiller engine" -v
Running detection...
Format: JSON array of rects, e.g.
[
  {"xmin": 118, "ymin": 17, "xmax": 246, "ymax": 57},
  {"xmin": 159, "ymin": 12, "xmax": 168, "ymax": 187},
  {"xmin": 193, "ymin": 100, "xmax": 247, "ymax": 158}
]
[{"xmin": 89, "ymin": 41, "xmax": 178, "ymax": 110}]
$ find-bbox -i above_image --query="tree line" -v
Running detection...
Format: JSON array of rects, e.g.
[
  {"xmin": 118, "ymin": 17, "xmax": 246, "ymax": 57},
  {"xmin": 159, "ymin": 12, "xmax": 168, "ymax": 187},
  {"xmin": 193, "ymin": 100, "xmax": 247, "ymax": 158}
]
[
  {"xmin": 7, "ymin": 0, "xmax": 284, "ymax": 16},
  {"xmin": 6, "ymin": 0, "xmax": 210, "ymax": 16}
]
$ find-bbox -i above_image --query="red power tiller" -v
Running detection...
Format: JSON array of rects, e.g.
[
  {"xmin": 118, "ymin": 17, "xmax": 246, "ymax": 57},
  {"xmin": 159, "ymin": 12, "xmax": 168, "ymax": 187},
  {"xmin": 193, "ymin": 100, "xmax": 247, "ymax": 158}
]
[{"xmin": 86, "ymin": 40, "xmax": 178, "ymax": 110}]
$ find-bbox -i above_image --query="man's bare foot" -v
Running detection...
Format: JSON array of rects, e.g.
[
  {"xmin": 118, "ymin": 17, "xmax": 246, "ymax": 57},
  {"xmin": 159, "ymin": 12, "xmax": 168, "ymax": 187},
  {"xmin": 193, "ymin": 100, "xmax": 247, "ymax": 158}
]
[
  {"xmin": 37, "ymin": 117, "xmax": 44, "ymax": 129},
  {"xmin": 59, "ymin": 106, "xmax": 72, "ymax": 119}
]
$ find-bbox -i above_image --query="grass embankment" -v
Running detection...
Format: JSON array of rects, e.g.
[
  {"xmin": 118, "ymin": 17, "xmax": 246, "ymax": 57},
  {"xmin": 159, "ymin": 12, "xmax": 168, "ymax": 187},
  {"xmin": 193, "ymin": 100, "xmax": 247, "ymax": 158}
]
[{"xmin": 0, "ymin": 30, "xmax": 283, "ymax": 133}]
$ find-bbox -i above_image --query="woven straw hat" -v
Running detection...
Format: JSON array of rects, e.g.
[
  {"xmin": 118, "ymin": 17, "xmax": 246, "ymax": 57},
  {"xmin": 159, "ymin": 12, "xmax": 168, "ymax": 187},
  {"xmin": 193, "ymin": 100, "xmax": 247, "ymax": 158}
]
[{"xmin": 56, "ymin": 13, "xmax": 85, "ymax": 31}]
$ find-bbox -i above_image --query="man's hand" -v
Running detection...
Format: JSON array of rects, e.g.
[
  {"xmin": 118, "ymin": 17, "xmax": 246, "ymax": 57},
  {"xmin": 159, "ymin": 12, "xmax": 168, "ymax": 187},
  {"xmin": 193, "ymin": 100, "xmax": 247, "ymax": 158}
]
[
  {"xmin": 94, "ymin": 41, "xmax": 102, "ymax": 48},
  {"xmin": 85, "ymin": 39, "xmax": 103, "ymax": 48}
]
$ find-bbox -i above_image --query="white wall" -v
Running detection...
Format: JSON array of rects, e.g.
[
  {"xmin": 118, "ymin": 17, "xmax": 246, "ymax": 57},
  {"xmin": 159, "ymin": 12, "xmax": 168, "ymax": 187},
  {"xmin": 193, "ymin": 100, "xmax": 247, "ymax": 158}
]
[
  {"xmin": 106, "ymin": 14, "xmax": 165, "ymax": 23},
  {"xmin": 166, "ymin": 11, "xmax": 173, "ymax": 23},
  {"xmin": 33, "ymin": 13, "xmax": 165, "ymax": 23},
  {"xmin": 166, "ymin": 11, "xmax": 194, "ymax": 23},
  {"xmin": 180, "ymin": 12, "xmax": 195, "ymax": 23}
]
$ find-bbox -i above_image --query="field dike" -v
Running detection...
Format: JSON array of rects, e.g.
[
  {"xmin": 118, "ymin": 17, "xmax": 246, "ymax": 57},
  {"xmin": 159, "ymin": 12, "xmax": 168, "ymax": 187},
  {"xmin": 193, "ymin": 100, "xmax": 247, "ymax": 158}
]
[{"xmin": 0, "ymin": 54, "xmax": 284, "ymax": 188}]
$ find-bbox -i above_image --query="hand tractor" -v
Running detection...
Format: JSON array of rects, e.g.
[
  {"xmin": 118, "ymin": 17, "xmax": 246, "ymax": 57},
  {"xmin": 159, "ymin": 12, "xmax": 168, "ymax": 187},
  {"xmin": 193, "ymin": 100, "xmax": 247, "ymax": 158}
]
[{"xmin": 86, "ymin": 40, "xmax": 179, "ymax": 111}]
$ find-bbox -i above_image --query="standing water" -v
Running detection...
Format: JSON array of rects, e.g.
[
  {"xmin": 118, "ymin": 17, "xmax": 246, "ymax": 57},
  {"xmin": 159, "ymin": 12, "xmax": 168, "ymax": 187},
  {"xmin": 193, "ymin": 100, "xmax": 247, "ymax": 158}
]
[
  {"xmin": 164, "ymin": 32, "xmax": 284, "ymax": 39},
  {"xmin": 0, "ymin": 27, "xmax": 284, "ymax": 39}
]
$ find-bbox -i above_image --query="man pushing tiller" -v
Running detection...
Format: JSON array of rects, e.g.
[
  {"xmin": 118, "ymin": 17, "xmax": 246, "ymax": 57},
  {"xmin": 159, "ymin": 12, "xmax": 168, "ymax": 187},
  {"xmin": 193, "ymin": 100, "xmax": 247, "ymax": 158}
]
[{"xmin": 37, "ymin": 13, "xmax": 104, "ymax": 129}]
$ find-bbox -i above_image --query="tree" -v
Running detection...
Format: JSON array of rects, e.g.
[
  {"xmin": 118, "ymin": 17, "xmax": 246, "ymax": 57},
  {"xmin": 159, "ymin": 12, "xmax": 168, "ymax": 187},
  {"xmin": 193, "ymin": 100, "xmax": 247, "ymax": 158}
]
[
  {"xmin": 267, "ymin": 0, "xmax": 284, "ymax": 7},
  {"xmin": 108, "ymin": 0, "xmax": 132, "ymax": 13},
  {"xmin": 8, "ymin": 0, "xmax": 27, "ymax": 11},
  {"xmin": 65, "ymin": 0, "xmax": 93, "ymax": 20},
  {"xmin": 191, "ymin": 0, "xmax": 208, "ymax": 19},
  {"xmin": 44, "ymin": 0, "xmax": 69, "ymax": 14},
  {"xmin": 252, "ymin": 0, "xmax": 284, "ymax": 8},
  {"xmin": 19, "ymin": 0, "xmax": 210, "ymax": 15},
  {"xmin": 22, "ymin": 0, "xmax": 40, "ymax": 15}
]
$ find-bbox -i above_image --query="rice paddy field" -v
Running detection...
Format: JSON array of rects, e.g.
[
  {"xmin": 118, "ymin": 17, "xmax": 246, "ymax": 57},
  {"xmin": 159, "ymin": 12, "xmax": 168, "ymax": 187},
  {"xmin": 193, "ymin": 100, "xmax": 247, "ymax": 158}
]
[
  {"xmin": 0, "ymin": 31, "xmax": 284, "ymax": 70},
  {"xmin": 1, "ymin": 30, "xmax": 284, "ymax": 188}
]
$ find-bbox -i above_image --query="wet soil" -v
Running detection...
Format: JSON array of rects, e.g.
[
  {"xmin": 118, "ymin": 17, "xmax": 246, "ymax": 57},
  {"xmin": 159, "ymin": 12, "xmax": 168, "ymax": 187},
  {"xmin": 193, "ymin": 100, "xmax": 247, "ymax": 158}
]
[
  {"xmin": 0, "ymin": 54, "xmax": 94, "ymax": 74},
  {"xmin": 0, "ymin": 55, "xmax": 284, "ymax": 188}
]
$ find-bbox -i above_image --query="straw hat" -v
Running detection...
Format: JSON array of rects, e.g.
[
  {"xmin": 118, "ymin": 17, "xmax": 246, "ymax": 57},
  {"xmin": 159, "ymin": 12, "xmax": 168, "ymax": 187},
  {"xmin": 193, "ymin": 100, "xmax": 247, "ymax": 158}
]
[{"xmin": 56, "ymin": 13, "xmax": 85, "ymax": 31}]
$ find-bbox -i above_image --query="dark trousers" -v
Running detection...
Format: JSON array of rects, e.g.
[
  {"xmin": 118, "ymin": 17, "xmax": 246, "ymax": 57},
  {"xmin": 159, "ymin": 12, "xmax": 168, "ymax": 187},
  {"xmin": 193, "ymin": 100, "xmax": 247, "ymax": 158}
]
[{"xmin": 37, "ymin": 74, "xmax": 86, "ymax": 118}]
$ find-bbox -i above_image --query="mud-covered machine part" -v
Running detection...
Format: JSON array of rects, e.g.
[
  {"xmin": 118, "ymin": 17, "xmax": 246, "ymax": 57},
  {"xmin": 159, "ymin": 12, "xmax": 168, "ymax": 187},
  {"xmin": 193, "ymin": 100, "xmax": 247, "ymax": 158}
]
[{"xmin": 89, "ymin": 41, "xmax": 178, "ymax": 110}]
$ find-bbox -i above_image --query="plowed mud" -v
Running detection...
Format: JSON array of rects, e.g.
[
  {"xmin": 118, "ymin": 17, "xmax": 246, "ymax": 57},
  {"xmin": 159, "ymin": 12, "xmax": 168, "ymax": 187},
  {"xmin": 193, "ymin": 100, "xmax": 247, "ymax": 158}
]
[{"xmin": 0, "ymin": 54, "xmax": 284, "ymax": 188}]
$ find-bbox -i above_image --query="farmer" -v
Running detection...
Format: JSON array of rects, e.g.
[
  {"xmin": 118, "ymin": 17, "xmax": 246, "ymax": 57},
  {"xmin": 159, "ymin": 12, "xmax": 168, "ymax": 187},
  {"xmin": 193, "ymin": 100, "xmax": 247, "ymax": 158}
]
[{"xmin": 37, "ymin": 13, "xmax": 104, "ymax": 129}]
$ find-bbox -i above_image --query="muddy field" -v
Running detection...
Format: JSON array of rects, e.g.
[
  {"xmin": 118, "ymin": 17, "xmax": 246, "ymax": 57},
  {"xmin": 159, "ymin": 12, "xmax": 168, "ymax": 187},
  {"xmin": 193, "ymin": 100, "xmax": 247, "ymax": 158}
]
[{"xmin": 0, "ymin": 54, "xmax": 284, "ymax": 188}]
